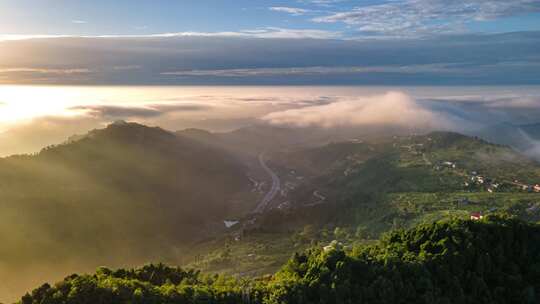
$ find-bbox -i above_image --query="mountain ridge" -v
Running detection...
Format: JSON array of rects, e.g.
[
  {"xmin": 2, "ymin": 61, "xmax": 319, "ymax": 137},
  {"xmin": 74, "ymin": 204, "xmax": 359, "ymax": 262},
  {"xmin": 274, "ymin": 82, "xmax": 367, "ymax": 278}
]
[{"xmin": 0, "ymin": 122, "xmax": 251, "ymax": 301}]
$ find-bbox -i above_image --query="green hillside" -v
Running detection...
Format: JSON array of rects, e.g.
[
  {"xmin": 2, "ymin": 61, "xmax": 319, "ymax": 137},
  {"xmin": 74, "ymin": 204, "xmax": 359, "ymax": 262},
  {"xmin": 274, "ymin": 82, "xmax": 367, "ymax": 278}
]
[
  {"xmin": 0, "ymin": 121, "xmax": 249, "ymax": 251},
  {"xmin": 4, "ymin": 128, "xmax": 540, "ymax": 302},
  {"xmin": 18, "ymin": 216, "xmax": 540, "ymax": 304},
  {"xmin": 263, "ymin": 132, "xmax": 540, "ymax": 236},
  {"xmin": 155, "ymin": 132, "xmax": 540, "ymax": 286}
]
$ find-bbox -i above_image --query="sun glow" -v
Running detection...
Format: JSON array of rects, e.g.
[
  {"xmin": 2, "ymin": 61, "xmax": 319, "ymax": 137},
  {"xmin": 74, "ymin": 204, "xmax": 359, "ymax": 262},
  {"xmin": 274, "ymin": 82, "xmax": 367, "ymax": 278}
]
[
  {"xmin": 0, "ymin": 86, "xmax": 90, "ymax": 124},
  {"xmin": 0, "ymin": 85, "xmax": 199, "ymax": 129},
  {"xmin": 0, "ymin": 85, "xmax": 332, "ymax": 128}
]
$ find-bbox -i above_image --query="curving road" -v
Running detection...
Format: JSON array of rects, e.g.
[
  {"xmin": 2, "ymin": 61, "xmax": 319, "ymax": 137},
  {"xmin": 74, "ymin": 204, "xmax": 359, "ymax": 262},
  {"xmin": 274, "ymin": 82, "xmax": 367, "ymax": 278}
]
[{"xmin": 253, "ymin": 152, "xmax": 280, "ymax": 213}]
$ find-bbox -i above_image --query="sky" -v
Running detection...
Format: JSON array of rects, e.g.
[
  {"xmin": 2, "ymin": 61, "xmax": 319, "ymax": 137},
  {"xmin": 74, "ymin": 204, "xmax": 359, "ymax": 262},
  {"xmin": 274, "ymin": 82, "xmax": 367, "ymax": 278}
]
[
  {"xmin": 1, "ymin": 0, "xmax": 539, "ymax": 37},
  {"xmin": 0, "ymin": 0, "xmax": 539, "ymax": 85},
  {"xmin": 1, "ymin": 1, "xmax": 540, "ymax": 157},
  {"xmin": 1, "ymin": 85, "xmax": 540, "ymax": 156}
]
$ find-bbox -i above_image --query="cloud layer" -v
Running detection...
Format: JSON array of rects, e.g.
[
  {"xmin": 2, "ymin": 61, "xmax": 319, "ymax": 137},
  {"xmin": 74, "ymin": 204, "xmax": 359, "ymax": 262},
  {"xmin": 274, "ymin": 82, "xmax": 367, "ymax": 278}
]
[
  {"xmin": 0, "ymin": 31, "xmax": 539, "ymax": 85},
  {"xmin": 1, "ymin": 86, "xmax": 540, "ymax": 157},
  {"xmin": 70, "ymin": 103, "xmax": 211, "ymax": 119},
  {"xmin": 262, "ymin": 91, "xmax": 454, "ymax": 129}
]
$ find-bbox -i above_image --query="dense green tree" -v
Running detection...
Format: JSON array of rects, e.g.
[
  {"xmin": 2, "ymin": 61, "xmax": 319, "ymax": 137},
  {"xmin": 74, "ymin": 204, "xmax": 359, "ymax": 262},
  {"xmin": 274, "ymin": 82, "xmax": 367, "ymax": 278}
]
[{"xmin": 18, "ymin": 216, "xmax": 540, "ymax": 304}]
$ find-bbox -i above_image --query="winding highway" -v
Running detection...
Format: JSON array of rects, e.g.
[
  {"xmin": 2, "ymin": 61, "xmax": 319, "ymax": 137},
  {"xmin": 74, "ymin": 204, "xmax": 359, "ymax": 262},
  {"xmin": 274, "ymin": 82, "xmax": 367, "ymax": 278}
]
[{"xmin": 253, "ymin": 152, "xmax": 281, "ymax": 214}]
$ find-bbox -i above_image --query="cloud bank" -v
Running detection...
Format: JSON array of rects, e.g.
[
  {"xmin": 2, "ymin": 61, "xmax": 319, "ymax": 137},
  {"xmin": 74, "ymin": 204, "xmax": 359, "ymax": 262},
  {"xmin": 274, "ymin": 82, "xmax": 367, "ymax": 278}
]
[
  {"xmin": 0, "ymin": 31, "xmax": 539, "ymax": 85},
  {"xmin": 70, "ymin": 103, "xmax": 211, "ymax": 119},
  {"xmin": 262, "ymin": 91, "xmax": 455, "ymax": 129},
  {"xmin": 1, "ymin": 87, "xmax": 540, "ymax": 157},
  {"xmin": 0, "ymin": 27, "xmax": 342, "ymax": 41}
]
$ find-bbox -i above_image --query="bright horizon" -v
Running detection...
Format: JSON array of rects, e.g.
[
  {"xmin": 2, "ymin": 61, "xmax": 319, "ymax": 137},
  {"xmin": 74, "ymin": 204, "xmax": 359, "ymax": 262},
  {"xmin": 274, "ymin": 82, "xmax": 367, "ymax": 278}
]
[{"xmin": 1, "ymin": 84, "xmax": 540, "ymax": 158}]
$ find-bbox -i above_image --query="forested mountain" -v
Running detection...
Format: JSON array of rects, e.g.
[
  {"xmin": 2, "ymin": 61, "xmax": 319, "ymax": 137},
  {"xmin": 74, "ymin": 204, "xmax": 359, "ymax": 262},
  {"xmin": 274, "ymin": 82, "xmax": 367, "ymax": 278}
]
[
  {"xmin": 259, "ymin": 132, "xmax": 540, "ymax": 236},
  {"xmin": 4, "ymin": 125, "xmax": 540, "ymax": 302},
  {"xmin": 0, "ymin": 122, "xmax": 248, "ymax": 300},
  {"xmin": 19, "ymin": 216, "xmax": 540, "ymax": 304},
  {"xmin": 0, "ymin": 121, "xmax": 248, "ymax": 250},
  {"xmin": 279, "ymin": 131, "xmax": 538, "ymax": 180}
]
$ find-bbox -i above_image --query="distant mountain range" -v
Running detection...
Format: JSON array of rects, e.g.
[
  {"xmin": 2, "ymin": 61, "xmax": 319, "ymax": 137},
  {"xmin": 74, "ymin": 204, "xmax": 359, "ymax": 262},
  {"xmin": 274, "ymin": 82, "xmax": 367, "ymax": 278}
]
[
  {"xmin": 175, "ymin": 120, "xmax": 540, "ymax": 161},
  {"xmin": 177, "ymin": 124, "xmax": 340, "ymax": 157}
]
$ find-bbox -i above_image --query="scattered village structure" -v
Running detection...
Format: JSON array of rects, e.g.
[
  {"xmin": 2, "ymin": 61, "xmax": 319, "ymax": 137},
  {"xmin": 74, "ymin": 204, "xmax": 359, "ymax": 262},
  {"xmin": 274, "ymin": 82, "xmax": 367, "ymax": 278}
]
[{"xmin": 470, "ymin": 212, "xmax": 483, "ymax": 220}]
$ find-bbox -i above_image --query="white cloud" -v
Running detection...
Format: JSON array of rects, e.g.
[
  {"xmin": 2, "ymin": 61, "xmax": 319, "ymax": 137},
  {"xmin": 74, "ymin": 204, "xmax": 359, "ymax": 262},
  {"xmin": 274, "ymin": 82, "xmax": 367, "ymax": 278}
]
[
  {"xmin": 0, "ymin": 31, "xmax": 537, "ymax": 85},
  {"xmin": 299, "ymin": 0, "xmax": 348, "ymax": 7},
  {"xmin": 71, "ymin": 20, "xmax": 87, "ymax": 24},
  {"xmin": 236, "ymin": 27, "xmax": 341, "ymax": 39},
  {"xmin": 262, "ymin": 91, "xmax": 455, "ymax": 129},
  {"xmin": 0, "ymin": 27, "xmax": 342, "ymax": 41},
  {"xmin": 0, "ymin": 68, "xmax": 92, "ymax": 75},
  {"xmin": 314, "ymin": 0, "xmax": 540, "ymax": 36},
  {"xmin": 270, "ymin": 7, "xmax": 311, "ymax": 16},
  {"xmin": 0, "ymin": 34, "xmax": 72, "ymax": 41},
  {"xmin": 161, "ymin": 66, "xmax": 367, "ymax": 77},
  {"xmin": 160, "ymin": 64, "xmax": 477, "ymax": 77},
  {"xmin": 484, "ymin": 96, "xmax": 540, "ymax": 109},
  {"xmin": 112, "ymin": 65, "xmax": 141, "ymax": 71}
]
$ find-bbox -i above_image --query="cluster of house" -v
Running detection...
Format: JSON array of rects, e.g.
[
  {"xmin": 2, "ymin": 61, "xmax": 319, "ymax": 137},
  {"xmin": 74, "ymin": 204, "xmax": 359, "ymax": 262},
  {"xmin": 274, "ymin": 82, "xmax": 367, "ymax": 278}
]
[
  {"xmin": 432, "ymin": 159, "xmax": 540, "ymax": 195},
  {"xmin": 463, "ymin": 168, "xmax": 540, "ymax": 193},
  {"xmin": 518, "ymin": 183, "xmax": 540, "ymax": 193},
  {"xmin": 470, "ymin": 212, "xmax": 483, "ymax": 220},
  {"xmin": 463, "ymin": 171, "xmax": 504, "ymax": 193},
  {"xmin": 470, "ymin": 202, "xmax": 540, "ymax": 221},
  {"xmin": 470, "ymin": 207, "xmax": 498, "ymax": 220}
]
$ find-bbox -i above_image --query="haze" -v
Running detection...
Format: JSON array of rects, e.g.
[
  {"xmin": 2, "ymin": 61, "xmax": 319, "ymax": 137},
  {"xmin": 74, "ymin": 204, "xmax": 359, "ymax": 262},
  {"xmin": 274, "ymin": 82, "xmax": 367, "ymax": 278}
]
[
  {"xmin": 2, "ymin": 0, "xmax": 540, "ymax": 303},
  {"xmin": 1, "ymin": 85, "xmax": 540, "ymax": 158}
]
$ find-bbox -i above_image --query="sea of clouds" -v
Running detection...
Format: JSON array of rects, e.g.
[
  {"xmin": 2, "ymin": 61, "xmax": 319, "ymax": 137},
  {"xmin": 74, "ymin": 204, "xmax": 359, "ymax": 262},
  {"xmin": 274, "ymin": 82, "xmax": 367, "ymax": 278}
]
[{"xmin": 1, "ymin": 86, "xmax": 540, "ymax": 158}]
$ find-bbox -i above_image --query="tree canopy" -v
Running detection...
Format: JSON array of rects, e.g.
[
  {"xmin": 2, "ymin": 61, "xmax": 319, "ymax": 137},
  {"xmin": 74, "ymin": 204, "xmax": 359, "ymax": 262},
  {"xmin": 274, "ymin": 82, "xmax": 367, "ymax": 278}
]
[{"xmin": 19, "ymin": 215, "xmax": 540, "ymax": 304}]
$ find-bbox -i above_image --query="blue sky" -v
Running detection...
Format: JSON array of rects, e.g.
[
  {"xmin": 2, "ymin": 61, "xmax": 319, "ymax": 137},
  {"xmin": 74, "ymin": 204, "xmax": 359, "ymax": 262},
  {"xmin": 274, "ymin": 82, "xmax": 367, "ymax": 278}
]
[
  {"xmin": 0, "ymin": 0, "xmax": 540, "ymax": 85},
  {"xmin": 2, "ymin": 0, "xmax": 540, "ymax": 37}
]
